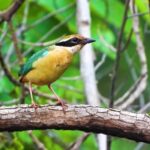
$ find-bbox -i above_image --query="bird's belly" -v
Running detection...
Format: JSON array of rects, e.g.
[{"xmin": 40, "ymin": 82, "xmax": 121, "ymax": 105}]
[
  {"xmin": 25, "ymin": 61, "xmax": 71, "ymax": 85},
  {"xmin": 23, "ymin": 50, "xmax": 73, "ymax": 85}
]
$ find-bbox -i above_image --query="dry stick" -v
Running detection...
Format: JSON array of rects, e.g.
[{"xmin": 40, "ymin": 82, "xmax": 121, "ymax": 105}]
[
  {"xmin": 55, "ymin": 84, "xmax": 83, "ymax": 94},
  {"xmin": 76, "ymin": 0, "xmax": 107, "ymax": 150},
  {"xmin": 0, "ymin": 99, "xmax": 19, "ymax": 106},
  {"xmin": 121, "ymin": 28, "xmax": 133, "ymax": 52},
  {"xmin": 28, "ymin": 131, "xmax": 46, "ymax": 150},
  {"xmin": 45, "ymin": 131, "xmax": 67, "ymax": 149},
  {"xmin": 39, "ymin": 13, "xmax": 74, "ymax": 43},
  {"xmin": 7, "ymin": 20, "xmax": 26, "ymax": 104},
  {"xmin": 0, "ymin": 50, "xmax": 21, "ymax": 86},
  {"xmin": 25, "ymin": 2, "xmax": 74, "ymax": 30},
  {"xmin": 108, "ymin": 1, "xmax": 130, "ymax": 149},
  {"xmin": 0, "ymin": 25, "xmax": 21, "ymax": 86},
  {"xmin": 0, "ymin": 105, "xmax": 150, "ymax": 143},
  {"xmin": 67, "ymin": 133, "xmax": 90, "ymax": 150},
  {"xmin": 115, "ymin": 0, "xmax": 148, "ymax": 110},
  {"xmin": 127, "ymin": 11, "xmax": 149, "ymax": 18},
  {"xmin": 0, "ymin": 28, "xmax": 61, "ymax": 47},
  {"xmin": 24, "ymin": 12, "xmax": 74, "ymax": 57},
  {"xmin": 7, "ymin": 20, "xmax": 23, "ymax": 64},
  {"xmin": 0, "ymin": 0, "xmax": 25, "ymax": 23},
  {"xmin": 95, "ymin": 54, "xmax": 107, "ymax": 72},
  {"xmin": 109, "ymin": 0, "xmax": 130, "ymax": 108},
  {"xmin": 138, "ymin": 102, "xmax": 150, "ymax": 113},
  {"xmin": 124, "ymin": 52, "xmax": 145, "ymax": 108},
  {"xmin": 99, "ymin": 35, "xmax": 116, "ymax": 52}
]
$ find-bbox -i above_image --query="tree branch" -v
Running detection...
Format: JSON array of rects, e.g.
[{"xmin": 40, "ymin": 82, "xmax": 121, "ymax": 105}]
[
  {"xmin": 0, "ymin": 105, "xmax": 150, "ymax": 143},
  {"xmin": 115, "ymin": 0, "xmax": 148, "ymax": 109},
  {"xmin": 0, "ymin": 0, "xmax": 25, "ymax": 23}
]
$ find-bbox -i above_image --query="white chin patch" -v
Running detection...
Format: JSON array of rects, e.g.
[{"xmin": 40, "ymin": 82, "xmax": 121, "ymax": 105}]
[{"xmin": 68, "ymin": 45, "xmax": 82, "ymax": 54}]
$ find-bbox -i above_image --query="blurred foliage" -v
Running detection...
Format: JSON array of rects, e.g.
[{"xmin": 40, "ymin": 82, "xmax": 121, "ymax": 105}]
[{"xmin": 0, "ymin": 0, "xmax": 150, "ymax": 149}]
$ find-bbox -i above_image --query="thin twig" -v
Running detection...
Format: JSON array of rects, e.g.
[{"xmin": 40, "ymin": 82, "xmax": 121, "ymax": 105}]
[
  {"xmin": 115, "ymin": 0, "xmax": 148, "ymax": 110},
  {"xmin": 24, "ymin": 12, "xmax": 74, "ymax": 56},
  {"xmin": 7, "ymin": 20, "xmax": 23, "ymax": 64},
  {"xmin": 0, "ymin": 28, "xmax": 61, "ymax": 47},
  {"xmin": 25, "ymin": 2, "xmax": 74, "ymax": 30},
  {"xmin": 40, "ymin": 13, "xmax": 74, "ymax": 42},
  {"xmin": 46, "ymin": 131, "xmax": 67, "ymax": 149},
  {"xmin": 95, "ymin": 54, "xmax": 106, "ymax": 72},
  {"xmin": 61, "ymin": 76, "xmax": 81, "ymax": 81},
  {"xmin": 121, "ymin": 28, "xmax": 133, "ymax": 52},
  {"xmin": 55, "ymin": 83, "xmax": 83, "ymax": 94},
  {"xmin": 67, "ymin": 133, "xmax": 90, "ymax": 150},
  {"xmin": 0, "ymin": 46, "xmax": 21, "ymax": 86},
  {"xmin": 109, "ymin": 0, "xmax": 130, "ymax": 108},
  {"xmin": 127, "ymin": 11, "xmax": 149, "ymax": 19},
  {"xmin": 99, "ymin": 35, "xmax": 116, "ymax": 52},
  {"xmin": 108, "ymin": 1, "xmax": 130, "ymax": 149},
  {"xmin": 0, "ymin": 0, "xmax": 25, "ymax": 23},
  {"xmin": 28, "ymin": 131, "xmax": 46, "ymax": 150},
  {"xmin": 0, "ymin": 99, "xmax": 19, "ymax": 106},
  {"xmin": 138, "ymin": 102, "xmax": 150, "ymax": 113}
]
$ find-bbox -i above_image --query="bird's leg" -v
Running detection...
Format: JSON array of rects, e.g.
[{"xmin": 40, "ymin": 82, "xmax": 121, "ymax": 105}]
[
  {"xmin": 48, "ymin": 84, "xmax": 67, "ymax": 112},
  {"xmin": 28, "ymin": 82, "xmax": 38, "ymax": 109}
]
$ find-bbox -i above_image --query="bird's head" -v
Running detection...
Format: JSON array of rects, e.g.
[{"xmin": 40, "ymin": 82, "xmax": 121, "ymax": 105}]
[{"xmin": 55, "ymin": 34, "xmax": 95, "ymax": 53}]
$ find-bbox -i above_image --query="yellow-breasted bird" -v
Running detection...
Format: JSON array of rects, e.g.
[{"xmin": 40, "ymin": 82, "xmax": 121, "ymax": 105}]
[{"xmin": 19, "ymin": 34, "xmax": 95, "ymax": 109}]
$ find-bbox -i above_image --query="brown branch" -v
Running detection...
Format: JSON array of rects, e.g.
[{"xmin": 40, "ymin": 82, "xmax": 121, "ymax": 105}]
[
  {"xmin": 115, "ymin": 0, "xmax": 148, "ymax": 109},
  {"xmin": 67, "ymin": 133, "xmax": 90, "ymax": 150},
  {"xmin": 8, "ymin": 20, "xmax": 23, "ymax": 64},
  {"xmin": 0, "ymin": 0, "xmax": 25, "ymax": 23},
  {"xmin": 28, "ymin": 131, "xmax": 46, "ymax": 150},
  {"xmin": 121, "ymin": 28, "xmax": 133, "ymax": 52},
  {"xmin": 0, "ymin": 105, "xmax": 150, "ymax": 143},
  {"xmin": 0, "ymin": 50, "xmax": 21, "ymax": 86},
  {"xmin": 109, "ymin": 0, "xmax": 130, "ymax": 108}
]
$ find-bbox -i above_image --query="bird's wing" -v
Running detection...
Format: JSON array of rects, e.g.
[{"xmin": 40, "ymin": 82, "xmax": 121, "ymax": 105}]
[{"xmin": 19, "ymin": 48, "xmax": 49, "ymax": 76}]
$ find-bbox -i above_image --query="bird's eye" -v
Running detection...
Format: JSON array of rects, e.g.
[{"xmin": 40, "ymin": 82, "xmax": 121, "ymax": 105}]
[{"xmin": 71, "ymin": 38, "xmax": 79, "ymax": 43}]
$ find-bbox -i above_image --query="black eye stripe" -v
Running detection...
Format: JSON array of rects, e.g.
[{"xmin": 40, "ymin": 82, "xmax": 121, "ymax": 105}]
[
  {"xmin": 55, "ymin": 38, "xmax": 81, "ymax": 47},
  {"xmin": 71, "ymin": 38, "xmax": 80, "ymax": 43}
]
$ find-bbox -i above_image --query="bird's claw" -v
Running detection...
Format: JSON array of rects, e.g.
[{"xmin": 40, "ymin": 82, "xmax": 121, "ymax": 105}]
[
  {"xmin": 31, "ymin": 103, "xmax": 39, "ymax": 109},
  {"xmin": 56, "ymin": 99, "xmax": 68, "ymax": 113}
]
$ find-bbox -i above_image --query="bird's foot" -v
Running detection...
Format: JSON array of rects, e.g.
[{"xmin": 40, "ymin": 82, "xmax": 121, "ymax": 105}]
[
  {"xmin": 31, "ymin": 103, "xmax": 39, "ymax": 109},
  {"xmin": 56, "ymin": 99, "xmax": 68, "ymax": 113}
]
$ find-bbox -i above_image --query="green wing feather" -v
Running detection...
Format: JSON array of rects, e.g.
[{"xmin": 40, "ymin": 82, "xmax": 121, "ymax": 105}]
[{"xmin": 19, "ymin": 48, "xmax": 49, "ymax": 76}]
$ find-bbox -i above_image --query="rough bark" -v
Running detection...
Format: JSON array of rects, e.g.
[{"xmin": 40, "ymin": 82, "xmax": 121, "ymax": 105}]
[{"xmin": 0, "ymin": 105, "xmax": 150, "ymax": 143}]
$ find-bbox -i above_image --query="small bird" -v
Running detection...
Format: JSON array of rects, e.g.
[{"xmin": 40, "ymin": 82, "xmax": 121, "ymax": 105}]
[{"xmin": 19, "ymin": 34, "xmax": 95, "ymax": 109}]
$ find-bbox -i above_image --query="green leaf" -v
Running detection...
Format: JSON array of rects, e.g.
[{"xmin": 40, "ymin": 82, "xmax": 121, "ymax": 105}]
[
  {"xmin": 0, "ymin": 0, "xmax": 13, "ymax": 10},
  {"xmin": 0, "ymin": 76, "xmax": 14, "ymax": 93}
]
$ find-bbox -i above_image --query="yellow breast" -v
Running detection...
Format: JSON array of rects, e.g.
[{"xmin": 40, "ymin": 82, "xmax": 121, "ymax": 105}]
[{"xmin": 23, "ymin": 48, "xmax": 73, "ymax": 85}]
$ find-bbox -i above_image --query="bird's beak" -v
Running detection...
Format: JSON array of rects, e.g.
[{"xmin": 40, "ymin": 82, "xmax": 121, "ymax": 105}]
[{"xmin": 83, "ymin": 38, "xmax": 96, "ymax": 44}]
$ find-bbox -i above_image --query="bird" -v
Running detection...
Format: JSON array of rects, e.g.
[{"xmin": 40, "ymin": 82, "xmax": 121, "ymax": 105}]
[{"xmin": 19, "ymin": 34, "xmax": 95, "ymax": 110}]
